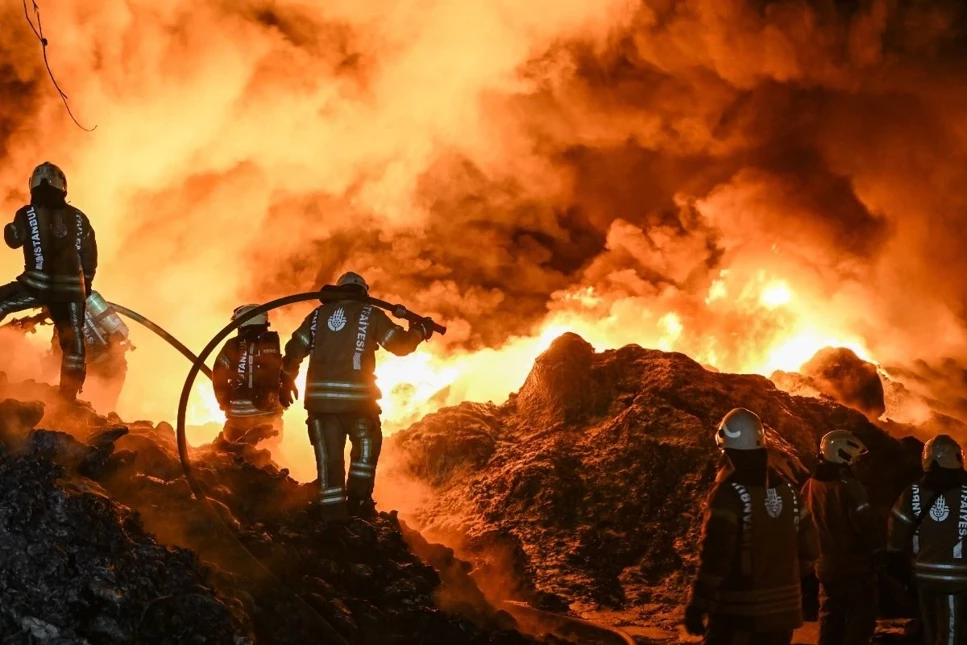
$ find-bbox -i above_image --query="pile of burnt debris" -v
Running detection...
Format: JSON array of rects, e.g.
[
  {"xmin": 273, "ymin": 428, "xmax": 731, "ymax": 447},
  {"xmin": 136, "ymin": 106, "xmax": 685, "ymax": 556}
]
[
  {"xmin": 386, "ymin": 333, "xmax": 926, "ymax": 639},
  {"xmin": 0, "ymin": 376, "xmax": 567, "ymax": 645}
]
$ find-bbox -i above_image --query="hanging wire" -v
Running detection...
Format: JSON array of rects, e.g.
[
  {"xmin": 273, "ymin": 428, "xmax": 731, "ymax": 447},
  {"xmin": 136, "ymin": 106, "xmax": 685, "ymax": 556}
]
[{"xmin": 23, "ymin": 0, "xmax": 97, "ymax": 132}]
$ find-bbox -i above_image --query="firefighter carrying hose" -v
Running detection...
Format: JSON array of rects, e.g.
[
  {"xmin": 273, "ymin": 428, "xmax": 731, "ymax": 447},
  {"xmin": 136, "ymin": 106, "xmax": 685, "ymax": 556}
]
[
  {"xmin": 279, "ymin": 272, "xmax": 429, "ymax": 520},
  {"xmin": 213, "ymin": 305, "xmax": 285, "ymax": 448},
  {"xmin": 0, "ymin": 162, "xmax": 97, "ymax": 401},
  {"xmin": 888, "ymin": 434, "xmax": 967, "ymax": 645},
  {"xmin": 685, "ymin": 408, "xmax": 818, "ymax": 645},
  {"xmin": 802, "ymin": 430, "xmax": 881, "ymax": 645}
]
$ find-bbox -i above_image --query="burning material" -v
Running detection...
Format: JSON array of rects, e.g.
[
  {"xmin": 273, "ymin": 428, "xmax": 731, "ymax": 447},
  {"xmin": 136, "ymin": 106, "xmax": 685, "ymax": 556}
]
[
  {"xmin": 383, "ymin": 334, "xmax": 923, "ymax": 628},
  {"xmin": 0, "ymin": 0, "xmax": 965, "ymax": 470}
]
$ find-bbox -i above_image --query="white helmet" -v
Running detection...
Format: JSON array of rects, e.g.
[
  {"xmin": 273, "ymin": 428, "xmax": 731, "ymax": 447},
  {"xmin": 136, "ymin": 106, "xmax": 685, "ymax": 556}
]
[
  {"xmin": 922, "ymin": 434, "xmax": 964, "ymax": 471},
  {"xmin": 232, "ymin": 304, "xmax": 268, "ymax": 328},
  {"xmin": 336, "ymin": 271, "xmax": 368, "ymax": 292},
  {"xmin": 820, "ymin": 430, "xmax": 867, "ymax": 465},
  {"xmin": 715, "ymin": 408, "xmax": 766, "ymax": 451},
  {"xmin": 30, "ymin": 161, "xmax": 67, "ymax": 193}
]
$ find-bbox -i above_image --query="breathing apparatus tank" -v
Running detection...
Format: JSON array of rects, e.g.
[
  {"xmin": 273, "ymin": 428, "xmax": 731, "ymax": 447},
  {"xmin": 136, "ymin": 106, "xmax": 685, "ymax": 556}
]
[{"xmin": 84, "ymin": 291, "xmax": 132, "ymax": 349}]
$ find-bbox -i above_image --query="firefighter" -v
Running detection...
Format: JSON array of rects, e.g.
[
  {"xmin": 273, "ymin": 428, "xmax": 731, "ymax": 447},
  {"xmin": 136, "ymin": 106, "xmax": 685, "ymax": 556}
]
[
  {"xmin": 0, "ymin": 162, "xmax": 96, "ymax": 401},
  {"xmin": 888, "ymin": 434, "xmax": 967, "ymax": 645},
  {"xmin": 802, "ymin": 430, "xmax": 880, "ymax": 645},
  {"xmin": 279, "ymin": 271, "xmax": 428, "ymax": 520},
  {"xmin": 49, "ymin": 291, "xmax": 132, "ymax": 412},
  {"xmin": 212, "ymin": 305, "xmax": 285, "ymax": 448},
  {"xmin": 685, "ymin": 408, "xmax": 818, "ymax": 645}
]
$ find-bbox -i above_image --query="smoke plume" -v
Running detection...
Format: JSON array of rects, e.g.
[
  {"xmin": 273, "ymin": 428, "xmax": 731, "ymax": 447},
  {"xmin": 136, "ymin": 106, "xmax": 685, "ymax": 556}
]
[{"xmin": 2, "ymin": 0, "xmax": 967, "ymax": 477}]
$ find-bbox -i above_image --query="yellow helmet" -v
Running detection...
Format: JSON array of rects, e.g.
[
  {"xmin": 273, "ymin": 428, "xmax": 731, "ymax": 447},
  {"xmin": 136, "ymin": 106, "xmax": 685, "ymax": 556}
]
[{"xmin": 29, "ymin": 162, "xmax": 67, "ymax": 193}]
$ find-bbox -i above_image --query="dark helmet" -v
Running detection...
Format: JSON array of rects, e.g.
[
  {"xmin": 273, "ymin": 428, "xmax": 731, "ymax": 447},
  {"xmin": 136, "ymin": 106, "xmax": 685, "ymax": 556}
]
[{"xmin": 30, "ymin": 162, "xmax": 67, "ymax": 194}]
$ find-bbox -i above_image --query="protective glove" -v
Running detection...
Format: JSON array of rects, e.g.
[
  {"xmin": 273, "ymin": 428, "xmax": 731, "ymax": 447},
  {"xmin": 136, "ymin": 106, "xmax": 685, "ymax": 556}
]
[
  {"xmin": 392, "ymin": 305, "xmax": 409, "ymax": 319},
  {"xmin": 279, "ymin": 374, "xmax": 299, "ymax": 408},
  {"xmin": 4, "ymin": 222, "xmax": 20, "ymax": 248},
  {"xmin": 684, "ymin": 604, "xmax": 706, "ymax": 636},
  {"xmin": 408, "ymin": 319, "xmax": 430, "ymax": 341}
]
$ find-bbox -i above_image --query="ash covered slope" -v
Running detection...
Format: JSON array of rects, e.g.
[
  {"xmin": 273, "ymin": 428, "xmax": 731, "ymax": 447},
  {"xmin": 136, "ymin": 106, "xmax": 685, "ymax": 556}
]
[
  {"xmin": 0, "ymin": 377, "xmax": 552, "ymax": 645},
  {"xmin": 386, "ymin": 333, "xmax": 921, "ymax": 611}
]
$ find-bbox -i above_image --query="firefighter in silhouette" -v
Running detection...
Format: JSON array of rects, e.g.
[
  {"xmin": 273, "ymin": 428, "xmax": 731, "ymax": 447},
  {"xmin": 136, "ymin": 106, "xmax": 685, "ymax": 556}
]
[
  {"xmin": 0, "ymin": 162, "xmax": 96, "ymax": 401},
  {"xmin": 279, "ymin": 271, "xmax": 428, "ymax": 519},
  {"xmin": 48, "ymin": 291, "xmax": 132, "ymax": 412},
  {"xmin": 213, "ymin": 305, "xmax": 285, "ymax": 448},
  {"xmin": 888, "ymin": 434, "xmax": 967, "ymax": 645},
  {"xmin": 802, "ymin": 430, "xmax": 880, "ymax": 645},
  {"xmin": 685, "ymin": 408, "xmax": 818, "ymax": 645}
]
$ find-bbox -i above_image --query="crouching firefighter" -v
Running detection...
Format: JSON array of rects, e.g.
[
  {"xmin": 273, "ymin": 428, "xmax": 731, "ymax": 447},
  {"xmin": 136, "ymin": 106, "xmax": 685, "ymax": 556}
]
[
  {"xmin": 0, "ymin": 162, "xmax": 97, "ymax": 401},
  {"xmin": 888, "ymin": 434, "xmax": 967, "ymax": 645},
  {"xmin": 49, "ymin": 291, "xmax": 132, "ymax": 412},
  {"xmin": 279, "ymin": 272, "xmax": 430, "ymax": 520},
  {"xmin": 685, "ymin": 408, "xmax": 818, "ymax": 645},
  {"xmin": 802, "ymin": 430, "xmax": 881, "ymax": 645},
  {"xmin": 212, "ymin": 305, "xmax": 285, "ymax": 448}
]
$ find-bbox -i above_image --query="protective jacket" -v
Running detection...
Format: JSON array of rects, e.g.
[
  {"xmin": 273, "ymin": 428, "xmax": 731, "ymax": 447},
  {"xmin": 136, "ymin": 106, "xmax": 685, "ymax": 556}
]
[
  {"xmin": 4, "ymin": 204, "xmax": 96, "ymax": 302},
  {"xmin": 281, "ymin": 299, "xmax": 424, "ymax": 414},
  {"xmin": 802, "ymin": 461, "xmax": 881, "ymax": 581},
  {"xmin": 690, "ymin": 455, "xmax": 817, "ymax": 633},
  {"xmin": 214, "ymin": 330, "xmax": 283, "ymax": 418},
  {"xmin": 888, "ymin": 469, "xmax": 967, "ymax": 593}
]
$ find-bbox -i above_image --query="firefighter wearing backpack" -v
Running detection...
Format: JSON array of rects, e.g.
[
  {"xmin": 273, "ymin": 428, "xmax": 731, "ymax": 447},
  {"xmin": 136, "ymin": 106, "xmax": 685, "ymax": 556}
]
[
  {"xmin": 684, "ymin": 408, "xmax": 818, "ymax": 645},
  {"xmin": 802, "ymin": 430, "xmax": 881, "ymax": 645},
  {"xmin": 279, "ymin": 272, "xmax": 429, "ymax": 520},
  {"xmin": 888, "ymin": 434, "xmax": 967, "ymax": 645},
  {"xmin": 212, "ymin": 305, "xmax": 285, "ymax": 448}
]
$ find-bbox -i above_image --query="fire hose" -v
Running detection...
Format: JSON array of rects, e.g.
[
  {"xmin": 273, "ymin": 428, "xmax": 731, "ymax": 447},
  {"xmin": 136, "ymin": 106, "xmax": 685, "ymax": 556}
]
[
  {"xmin": 107, "ymin": 302, "xmax": 214, "ymax": 380},
  {"xmin": 174, "ymin": 290, "xmax": 446, "ymax": 645}
]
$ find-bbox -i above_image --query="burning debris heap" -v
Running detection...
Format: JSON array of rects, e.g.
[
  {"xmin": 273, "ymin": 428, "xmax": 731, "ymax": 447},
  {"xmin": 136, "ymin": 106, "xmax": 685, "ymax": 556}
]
[
  {"xmin": 0, "ymin": 377, "xmax": 558, "ymax": 645},
  {"xmin": 770, "ymin": 347, "xmax": 887, "ymax": 421},
  {"xmin": 387, "ymin": 333, "xmax": 924, "ymax": 627}
]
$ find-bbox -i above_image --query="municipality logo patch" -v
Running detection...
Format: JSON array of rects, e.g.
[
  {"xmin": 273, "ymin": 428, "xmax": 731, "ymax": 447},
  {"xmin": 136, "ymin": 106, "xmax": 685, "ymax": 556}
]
[
  {"xmin": 931, "ymin": 496, "xmax": 950, "ymax": 522},
  {"xmin": 328, "ymin": 307, "xmax": 347, "ymax": 332},
  {"xmin": 765, "ymin": 488, "xmax": 783, "ymax": 519}
]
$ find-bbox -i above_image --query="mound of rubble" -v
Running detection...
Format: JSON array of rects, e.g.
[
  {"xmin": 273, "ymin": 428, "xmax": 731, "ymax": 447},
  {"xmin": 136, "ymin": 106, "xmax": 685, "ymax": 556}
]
[
  {"xmin": 0, "ymin": 375, "xmax": 557, "ymax": 645},
  {"xmin": 385, "ymin": 334, "xmax": 924, "ymax": 629}
]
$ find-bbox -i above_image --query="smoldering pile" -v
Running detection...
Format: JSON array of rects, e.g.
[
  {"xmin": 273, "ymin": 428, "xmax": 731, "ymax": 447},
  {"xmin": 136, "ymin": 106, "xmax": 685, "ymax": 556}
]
[
  {"xmin": 384, "ymin": 333, "xmax": 926, "ymax": 635},
  {"xmin": 0, "ymin": 377, "xmax": 564, "ymax": 645}
]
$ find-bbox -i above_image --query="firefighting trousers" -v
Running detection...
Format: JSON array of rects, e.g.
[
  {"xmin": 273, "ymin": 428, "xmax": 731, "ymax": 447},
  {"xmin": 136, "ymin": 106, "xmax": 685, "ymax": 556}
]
[
  {"xmin": 818, "ymin": 575, "xmax": 877, "ymax": 645},
  {"xmin": 703, "ymin": 623, "xmax": 793, "ymax": 645},
  {"xmin": 919, "ymin": 590, "xmax": 967, "ymax": 645},
  {"xmin": 307, "ymin": 413, "xmax": 382, "ymax": 518},
  {"xmin": 0, "ymin": 282, "xmax": 85, "ymax": 398}
]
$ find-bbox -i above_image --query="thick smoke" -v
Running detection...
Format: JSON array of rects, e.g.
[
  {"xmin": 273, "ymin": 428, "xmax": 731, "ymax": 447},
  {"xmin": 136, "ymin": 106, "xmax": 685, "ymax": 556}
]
[{"xmin": 1, "ymin": 0, "xmax": 967, "ymax": 461}]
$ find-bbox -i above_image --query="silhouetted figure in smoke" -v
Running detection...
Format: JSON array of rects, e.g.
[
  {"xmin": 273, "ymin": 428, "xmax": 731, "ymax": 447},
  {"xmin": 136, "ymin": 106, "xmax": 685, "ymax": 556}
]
[
  {"xmin": 47, "ymin": 291, "xmax": 131, "ymax": 412},
  {"xmin": 279, "ymin": 271, "xmax": 428, "ymax": 520},
  {"xmin": 888, "ymin": 434, "xmax": 967, "ymax": 645},
  {"xmin": 0, "ymin": 162, "xmax": 97, "ymax": 401},
  {"xmin": 685, "ymin": 408, "xmax": 818, "ymax": 645},
  {"xmin": 802, "ymin": 430, "xmax": 880, "ymax": 645},
  {"xmin": 212, "ymin": 305, "xmax": 285, "ymax": 449}
]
